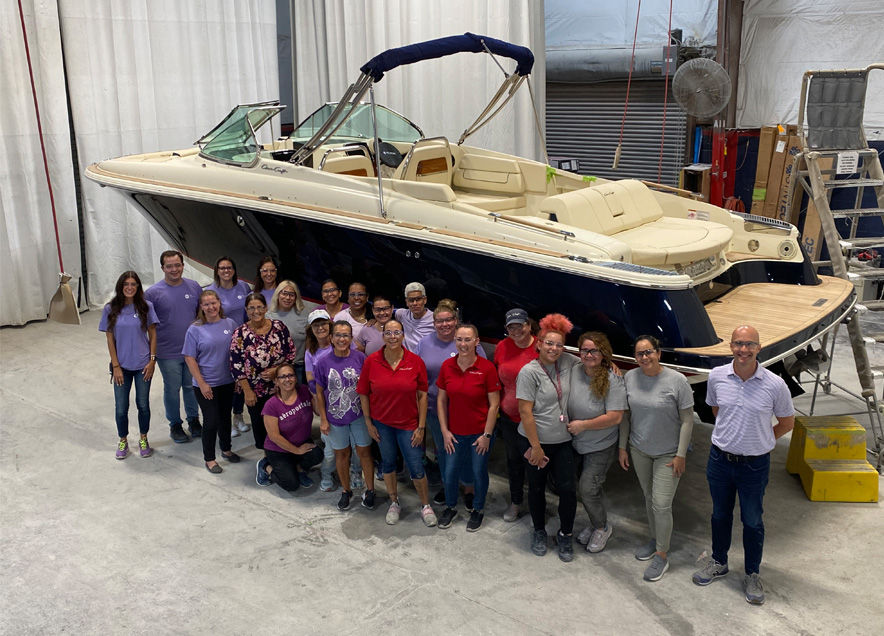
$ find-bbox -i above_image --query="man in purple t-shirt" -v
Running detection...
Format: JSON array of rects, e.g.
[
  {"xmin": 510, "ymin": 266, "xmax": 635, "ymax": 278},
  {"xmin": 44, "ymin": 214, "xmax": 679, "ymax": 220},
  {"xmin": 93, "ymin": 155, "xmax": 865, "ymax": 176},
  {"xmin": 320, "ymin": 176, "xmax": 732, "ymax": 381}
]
[{"xmin": 144, "ymin": 250, "xmax": 204, "ymax": 443}]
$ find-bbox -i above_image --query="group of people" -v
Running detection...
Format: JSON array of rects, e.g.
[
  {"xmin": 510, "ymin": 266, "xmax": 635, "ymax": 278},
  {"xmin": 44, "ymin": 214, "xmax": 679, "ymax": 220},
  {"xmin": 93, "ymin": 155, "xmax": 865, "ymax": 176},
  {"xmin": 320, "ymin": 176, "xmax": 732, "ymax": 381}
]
[{"xmin": 101, "ymin": 250, "xmax": 794, "ymax": 605}]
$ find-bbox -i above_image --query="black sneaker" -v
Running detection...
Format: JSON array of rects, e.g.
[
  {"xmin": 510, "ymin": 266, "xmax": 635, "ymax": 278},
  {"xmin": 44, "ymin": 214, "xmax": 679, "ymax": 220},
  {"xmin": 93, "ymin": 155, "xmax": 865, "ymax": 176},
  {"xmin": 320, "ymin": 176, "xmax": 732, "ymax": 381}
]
[
  {"xmin": 466, "ymin": 510, "xmax": 484, "ymax": 532},
  {"xmin": 438, "ymin": 507, "xmax": 458, "ymax": 529},
  {"xmin": 531, "ymin": 529, "xmax": 548, "ymax": 556},
  {"xmin": 557, "ymin": 530, "xmax": 574, "ymax": 563},
  {"xmin": 337, "ymin": 490, "xmax": 353, "ymax": 511},
  {"xmin": 361, "ymin": 490, "xmax": 376, "ymax": 510},
  {"xmin": 433, "ymin": 488, "xmax": 446, "ymax": 505},
  {"xmin": 464, "ymin": 492, "xmax": 475, "ymax": 512},
  {"xmin": 169, "ymin": 423, "xmax": 190, "ymax": 444},
  {"xmin": 187, "ymin": 418, "xmax": 202, "ymax": 438}
]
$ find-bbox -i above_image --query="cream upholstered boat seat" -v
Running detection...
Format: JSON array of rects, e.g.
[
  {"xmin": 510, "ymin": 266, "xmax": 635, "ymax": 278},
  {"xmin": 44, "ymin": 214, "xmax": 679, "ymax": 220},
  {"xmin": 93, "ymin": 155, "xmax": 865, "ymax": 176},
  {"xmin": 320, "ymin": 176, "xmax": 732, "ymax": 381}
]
[
  {"xmin": 321, "ymin": 154, "xmax": 375, "ymax": 177},
  {"xmin": 540, "ymin": 179, "xmax": 733, "ymax": 266},
  {"xmin": 394, "ymin": 138, "xmax": 453, "ymax": 185}
]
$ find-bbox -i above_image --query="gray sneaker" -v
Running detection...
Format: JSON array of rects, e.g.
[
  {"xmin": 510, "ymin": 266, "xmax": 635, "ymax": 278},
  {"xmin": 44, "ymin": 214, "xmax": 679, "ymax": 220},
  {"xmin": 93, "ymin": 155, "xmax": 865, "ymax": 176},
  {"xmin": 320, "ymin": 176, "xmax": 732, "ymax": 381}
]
[
  {"xmin": 643, "ymin": 554, "xmax": 669, "ymax": 581},
  {"xmin": 503, "ymin": 502, "xmax": 521, "ymax": 522},
  {"xmin": 692, "ymin": 558, "xmax": 729, "ymax": 585},
  {"xmin": 576, "ymin": 526, "xmax": 593, "ymax": 545},
  {"xmin": 743, "ymin": 573, "xmax": 765, "ymax": 605},
  {"xmin": 587, "ymin": 523, "xmax": 613, "ymax": 553},
  {"xmin": 634, "ymin": 539, "xmax": 657, "ymax": 561}
]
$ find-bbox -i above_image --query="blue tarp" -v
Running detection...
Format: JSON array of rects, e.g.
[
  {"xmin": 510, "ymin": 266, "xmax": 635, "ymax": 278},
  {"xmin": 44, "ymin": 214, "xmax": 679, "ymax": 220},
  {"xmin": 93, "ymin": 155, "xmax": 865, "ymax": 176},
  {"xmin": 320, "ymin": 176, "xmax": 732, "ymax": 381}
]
[{"xmin": 360, "ymin": 32, "xmax": 534, "ymax": 82}]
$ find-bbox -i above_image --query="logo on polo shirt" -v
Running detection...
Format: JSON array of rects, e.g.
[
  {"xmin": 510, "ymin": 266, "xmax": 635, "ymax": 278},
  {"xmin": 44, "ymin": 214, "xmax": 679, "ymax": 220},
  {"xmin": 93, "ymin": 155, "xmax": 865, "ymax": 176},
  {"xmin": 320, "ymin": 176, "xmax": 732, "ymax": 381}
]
[
  {"xmin": 237, "ymin": 294, "xmax": 243, "ymax": 300},
  {"xmin": 449, "ymin": 352, "xmax": 456, "ymax": 357},
  {"xmin": 224, "ymin": 330, "xmax": 230, "ymax": 335},
  {"xmin": 184, "ymin": 294, "xmax": 191, "ymax": 299}
]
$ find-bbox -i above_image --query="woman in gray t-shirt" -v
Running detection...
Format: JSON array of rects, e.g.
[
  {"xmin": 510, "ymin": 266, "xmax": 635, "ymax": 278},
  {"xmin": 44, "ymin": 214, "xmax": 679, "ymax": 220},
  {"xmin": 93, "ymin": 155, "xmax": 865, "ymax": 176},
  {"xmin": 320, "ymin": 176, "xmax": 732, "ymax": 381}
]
[
  {"xmin": 566, "ymin": 332, "xmax": 626, "ymax": 554},
  {"xmin": 620, "ymin": 335, "xmax": 694, "ymax": 583},
  {"xmin": 516, "ymin": 313, "xmax": 580, "ymax": 562}
]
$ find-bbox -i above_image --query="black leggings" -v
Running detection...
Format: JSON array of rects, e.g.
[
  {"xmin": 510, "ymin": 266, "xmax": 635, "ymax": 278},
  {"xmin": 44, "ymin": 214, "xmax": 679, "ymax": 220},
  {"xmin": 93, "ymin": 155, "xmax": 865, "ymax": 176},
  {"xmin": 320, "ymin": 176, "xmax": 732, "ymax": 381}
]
[
  {"xmin": 246, "ymin": 394, "xmax": 272, "ymax": 450},
  {"xmin": 518, "ymin": 435, "xmax": 577, "ymax": 534},
  {"xmin": 265, "ymin": 447, "xmax": 324, "ymax": 492},
  {"xmin": 193, "ymin": 383, "xmax": 234, "ymax": 462},
  {"xmin": 496, "ymin": 413, "xmax": 526, "ymax": 505}
]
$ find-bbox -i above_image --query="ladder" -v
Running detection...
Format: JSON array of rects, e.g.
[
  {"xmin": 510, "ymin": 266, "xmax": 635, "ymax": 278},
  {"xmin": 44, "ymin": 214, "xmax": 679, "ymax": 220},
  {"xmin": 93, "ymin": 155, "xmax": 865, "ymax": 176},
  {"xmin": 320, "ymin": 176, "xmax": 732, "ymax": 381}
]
[{"xmin": 787, "ymin": 64, "xmax": 884, "ymax": 471}]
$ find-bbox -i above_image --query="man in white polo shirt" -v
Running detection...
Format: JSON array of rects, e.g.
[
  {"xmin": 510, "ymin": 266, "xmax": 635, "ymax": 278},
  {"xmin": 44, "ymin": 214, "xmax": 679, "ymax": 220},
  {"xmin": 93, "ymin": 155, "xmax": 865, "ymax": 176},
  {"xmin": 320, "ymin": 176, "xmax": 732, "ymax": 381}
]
[{"xmin": 691, "ymin": 325, "xmax": 795, "ymax": 605}]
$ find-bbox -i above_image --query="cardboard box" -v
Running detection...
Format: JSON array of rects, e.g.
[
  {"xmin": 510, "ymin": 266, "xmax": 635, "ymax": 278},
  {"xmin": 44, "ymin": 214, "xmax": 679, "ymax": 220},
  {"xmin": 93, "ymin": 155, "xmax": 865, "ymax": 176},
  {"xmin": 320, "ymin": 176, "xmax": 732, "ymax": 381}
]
[
  {"xmin": 776, "ymin": 135, "xmax": 804, "ymax": 222},
  {"xmin": 679, "ymin": 163, "xmax": 711, "ymax": 202},
  {"xmin": 762, "ymin": 133, "xmax": 790, "ymax": 218},
  {"xmin": 801, "ymin": 156, "xmax": 835, "ymax": 261},
  {"xmin": 750, "ymin": 126, "xmax": 779, "ymax": 215}
]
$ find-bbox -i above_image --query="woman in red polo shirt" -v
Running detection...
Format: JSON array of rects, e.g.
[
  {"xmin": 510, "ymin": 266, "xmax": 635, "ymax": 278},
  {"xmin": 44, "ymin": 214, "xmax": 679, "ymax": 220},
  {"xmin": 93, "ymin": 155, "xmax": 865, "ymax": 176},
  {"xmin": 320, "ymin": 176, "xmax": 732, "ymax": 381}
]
[
  {"xmin": 357, "ymin": 319, "xmax": 437, "ymax": 527},
  {"xmin": 436, "ymin": 324, "xmax": 500, "ymax": 532}
]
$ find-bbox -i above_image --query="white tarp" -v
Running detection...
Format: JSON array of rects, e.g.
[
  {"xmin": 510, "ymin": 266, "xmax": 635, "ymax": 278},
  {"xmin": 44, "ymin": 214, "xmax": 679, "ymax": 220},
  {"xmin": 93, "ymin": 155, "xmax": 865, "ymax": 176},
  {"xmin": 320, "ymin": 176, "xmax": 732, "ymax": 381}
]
[
  {"xmin": 737, "ymin": 0, "xmax": 884, "ymax": 135},
  {"xmin": 1, "ymin": 0, "xmax": 82, "ymax": 326},
  {"xmin": 291, "ymin": 0, "xmax": 546, "ymax": 162},
  {"xmin": 546, "ymin": 0, "xmax": 717, "ymax": 50}
]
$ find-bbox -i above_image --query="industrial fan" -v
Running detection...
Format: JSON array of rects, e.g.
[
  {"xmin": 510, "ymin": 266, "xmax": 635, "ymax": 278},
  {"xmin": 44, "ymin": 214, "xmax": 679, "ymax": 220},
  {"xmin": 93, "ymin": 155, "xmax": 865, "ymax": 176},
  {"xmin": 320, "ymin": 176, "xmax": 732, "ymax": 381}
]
[{"xmin": 672, "ymin": 57, "xmax": 732, "ymax": 119}]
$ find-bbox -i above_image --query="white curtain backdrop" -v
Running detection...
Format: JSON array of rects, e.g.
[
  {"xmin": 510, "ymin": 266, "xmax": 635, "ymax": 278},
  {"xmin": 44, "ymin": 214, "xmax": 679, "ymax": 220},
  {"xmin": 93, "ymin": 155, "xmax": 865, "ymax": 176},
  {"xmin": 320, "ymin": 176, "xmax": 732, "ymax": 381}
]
[
  {"xmin": 291, "ymin": 0, "xmax": 546, "ymax": 161},
  {"xmin": 1, "ymin": 0, "xmax": 82, "ymax": 326},
  {"xmin": 61, "ymin": 0, "xmax": 279, "ymax": 307},
  {"xmin": 737, "ymin": 0, "xmax": 884, "ymax": 134}
]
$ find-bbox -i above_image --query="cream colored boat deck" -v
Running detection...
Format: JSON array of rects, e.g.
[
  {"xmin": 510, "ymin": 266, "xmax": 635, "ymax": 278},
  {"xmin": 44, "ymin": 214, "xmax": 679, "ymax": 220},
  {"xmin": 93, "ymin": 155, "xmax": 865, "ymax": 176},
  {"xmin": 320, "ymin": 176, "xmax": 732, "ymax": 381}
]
[{"xmin": 675, "ymin": 275, "xmax": 854, "ymax": 356}]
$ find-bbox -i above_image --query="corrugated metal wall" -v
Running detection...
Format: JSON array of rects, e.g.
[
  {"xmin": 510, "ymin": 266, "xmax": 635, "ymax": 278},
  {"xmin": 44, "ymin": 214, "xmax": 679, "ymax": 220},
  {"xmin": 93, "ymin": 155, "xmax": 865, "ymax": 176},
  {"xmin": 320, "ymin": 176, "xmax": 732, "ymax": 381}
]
[{"xmin": 546, "ymin": 80, "xmax": 687, "ymax": 186}]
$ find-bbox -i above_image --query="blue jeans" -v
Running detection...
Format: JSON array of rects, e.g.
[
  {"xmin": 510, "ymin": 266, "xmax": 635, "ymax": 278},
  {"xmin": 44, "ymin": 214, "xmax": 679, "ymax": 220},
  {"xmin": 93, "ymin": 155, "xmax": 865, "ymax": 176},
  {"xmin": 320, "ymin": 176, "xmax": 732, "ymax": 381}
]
[
  {"xmin": 375, "ymin": 421, "xmax": 425, "ymax": 479},
  {"xmin": 706, "ymin": 445, "xmax": 770, "ymax": 574},
  {"xmin": 428, "ymin": 411, "xmax": 474, "ymax": 488},
  {"xmin": 443, "ymin": 433, "xmax": 493, "ymax": 510},
  {"xmin": 156, "ymin": 357, "xmax": 199, "ymax": 426},
  {"xmin": 113, "ymin": 368, "xmax": 152, "ymax": 437}
]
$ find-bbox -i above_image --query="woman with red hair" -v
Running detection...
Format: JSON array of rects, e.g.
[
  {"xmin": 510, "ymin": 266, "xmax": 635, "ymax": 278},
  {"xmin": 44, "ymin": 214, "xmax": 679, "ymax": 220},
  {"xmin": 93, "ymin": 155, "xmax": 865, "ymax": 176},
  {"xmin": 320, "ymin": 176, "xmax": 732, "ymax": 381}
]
[{"xmin": 516, "ymin": 313, "xmax": 580, "ymax": 562}]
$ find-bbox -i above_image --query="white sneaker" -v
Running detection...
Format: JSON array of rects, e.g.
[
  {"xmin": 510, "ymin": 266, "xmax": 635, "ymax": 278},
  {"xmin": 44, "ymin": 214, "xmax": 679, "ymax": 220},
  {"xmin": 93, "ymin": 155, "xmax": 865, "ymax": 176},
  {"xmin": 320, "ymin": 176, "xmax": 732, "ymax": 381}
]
[
  {"xmin": 503, "ymin": 502, "xmax": 520, "ymax": 522},
  {"xmin": 421, "ymin": 504, "xmax": 438, "ymax": 527},
  {"xmin": 576, "ymin": 526, "xmax": 593, "ymax": 546},
  {"xmin": 230, "ymin": 426, "xmax": 241, "ymax": 438},
  {"xmin": 234, "ymin": 414, "xmax": 251, "ymax": 432},
  {"xmin": 385, "ymin": 501, "xmax": 401, "ymax": 525},
  {"xmin": 587, "ymin": 523, "xmax": 613, "ymax": 553}
]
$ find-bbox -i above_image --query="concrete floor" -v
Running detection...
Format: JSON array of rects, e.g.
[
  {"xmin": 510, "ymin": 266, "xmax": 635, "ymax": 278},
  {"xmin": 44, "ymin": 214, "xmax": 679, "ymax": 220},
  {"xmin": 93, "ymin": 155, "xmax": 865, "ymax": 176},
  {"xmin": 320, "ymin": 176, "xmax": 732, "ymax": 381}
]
[{"xmin": 1, "ymin": 310, "xmax": 881, "ymax": 635}]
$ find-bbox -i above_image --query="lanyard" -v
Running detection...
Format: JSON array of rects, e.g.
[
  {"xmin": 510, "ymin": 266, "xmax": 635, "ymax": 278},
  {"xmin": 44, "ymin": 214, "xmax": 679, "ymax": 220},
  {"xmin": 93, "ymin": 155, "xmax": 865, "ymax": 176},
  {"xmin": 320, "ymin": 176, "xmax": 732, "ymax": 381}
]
[{"xmin": 540, "ymin": 361, "xmax": 566, "ymax": 421}]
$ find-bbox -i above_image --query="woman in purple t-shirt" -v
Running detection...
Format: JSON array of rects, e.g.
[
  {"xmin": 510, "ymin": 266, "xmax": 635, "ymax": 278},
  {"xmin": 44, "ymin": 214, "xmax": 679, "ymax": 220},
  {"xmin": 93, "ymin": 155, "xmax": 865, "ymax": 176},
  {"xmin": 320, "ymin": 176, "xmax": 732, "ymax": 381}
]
[
  {"xmin": 255, "ymin": 363, "xmax": 323, "ymax": 491},
  {"xmin": 99, "ymin": 271, "xmax": 159, "ymax": 460},
  {"xmin": 183, "ymin": 290, "xmax": 240, "ymax": 474}
]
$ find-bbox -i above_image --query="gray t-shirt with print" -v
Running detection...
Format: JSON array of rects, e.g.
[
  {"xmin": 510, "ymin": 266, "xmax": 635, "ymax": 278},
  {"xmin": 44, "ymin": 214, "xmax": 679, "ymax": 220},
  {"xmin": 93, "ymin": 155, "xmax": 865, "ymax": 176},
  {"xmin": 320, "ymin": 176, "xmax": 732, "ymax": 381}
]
[
  {"xmin": 625, "ymin": 366, "xmax": 694, "ymax": 456},
  {"xmin": 516, "ymin": 356, "xmax": 579, "ymax": 444},
  {"xmin": 568, "ymin": 367, "xmax": 628, "ymax": 454}
]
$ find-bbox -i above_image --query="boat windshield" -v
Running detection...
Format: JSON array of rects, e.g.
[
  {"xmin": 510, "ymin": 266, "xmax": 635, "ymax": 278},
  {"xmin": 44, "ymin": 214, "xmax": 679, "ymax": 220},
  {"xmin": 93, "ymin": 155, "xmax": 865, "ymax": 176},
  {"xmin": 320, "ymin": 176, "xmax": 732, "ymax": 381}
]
[
  {"xmin": 290, "ymin": 103, "xmax": 422, "ymax": 144},
  {"xmin": 198, "ymin": 104, "xmax": 283, "ymax": 166}
]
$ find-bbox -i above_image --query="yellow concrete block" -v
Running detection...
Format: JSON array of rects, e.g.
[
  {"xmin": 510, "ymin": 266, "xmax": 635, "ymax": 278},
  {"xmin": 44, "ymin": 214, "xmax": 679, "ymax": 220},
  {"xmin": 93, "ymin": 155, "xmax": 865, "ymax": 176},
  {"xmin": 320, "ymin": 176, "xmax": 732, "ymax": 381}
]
[
  {"xmin": 786, "ymin": 415, "xmax": 867, "ymax": 474},
  {"xmin": 800, "ymin": 459, "xmax": 879, "ymax": 502}
]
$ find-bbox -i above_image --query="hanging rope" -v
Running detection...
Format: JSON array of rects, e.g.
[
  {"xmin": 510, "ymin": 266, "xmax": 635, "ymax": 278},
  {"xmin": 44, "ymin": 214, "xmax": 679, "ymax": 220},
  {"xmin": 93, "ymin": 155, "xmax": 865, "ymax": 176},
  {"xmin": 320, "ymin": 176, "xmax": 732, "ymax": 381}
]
[
  {"xmin": 657, "ymin": 0, "xmax": 674, "ymax": 183},
  {"xmin": 17, "ymin": 0, "xmax": 65, "ymax": 273},
  {"xmin": 613, "ymin": 0, "xmax": 642, "ymax": 169}
]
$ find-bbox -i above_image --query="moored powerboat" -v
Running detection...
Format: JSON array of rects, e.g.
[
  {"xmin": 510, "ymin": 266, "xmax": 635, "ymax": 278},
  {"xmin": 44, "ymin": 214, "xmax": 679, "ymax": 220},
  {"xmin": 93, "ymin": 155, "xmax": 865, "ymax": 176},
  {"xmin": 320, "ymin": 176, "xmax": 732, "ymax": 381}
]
[{"xmin": 85, "ymin": 33, "xmax": 855, "ymax": 376}]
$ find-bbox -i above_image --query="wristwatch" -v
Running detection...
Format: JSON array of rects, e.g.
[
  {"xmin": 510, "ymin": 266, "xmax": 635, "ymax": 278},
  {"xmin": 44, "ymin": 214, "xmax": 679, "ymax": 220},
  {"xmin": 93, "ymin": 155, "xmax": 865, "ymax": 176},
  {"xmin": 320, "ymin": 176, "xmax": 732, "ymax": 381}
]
[{"xmin": 482, "ymin": 433, "xmax": 492, "ymax": 439}]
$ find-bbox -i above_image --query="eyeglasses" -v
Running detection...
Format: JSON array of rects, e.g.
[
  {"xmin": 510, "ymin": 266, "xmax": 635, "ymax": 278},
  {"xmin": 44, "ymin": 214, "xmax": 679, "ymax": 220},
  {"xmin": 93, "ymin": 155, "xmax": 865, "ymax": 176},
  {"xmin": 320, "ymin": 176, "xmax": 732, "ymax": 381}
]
[
  {"xmin": 373, "ymin": 305, "xmax": 392, "ymax": 312},
  {"xmin": 579, "ymin": 348, "xmax": 600, "ymax": 357},
  {"xmin": 277, "ymin": 373, "xmax": 296, "ymax": 381},
  {"xmin": 217, "ymin": 266, "xmax": 233, "ymax": 271},
  {"xmin": 332, "ymin": 332, "xmax": 352, "ymax": 339},
  {"xmin": 434, "ymin": 316, "xmax": 456, "ymax": 324},
  {"xmin": 542, "ymin": 340, "xmax": 565, "ymax": 350},
  {"xmin": 732, "ymin": 340, "xmax": 759, "ymax": 349},
  {"xmin": 246, "ymin": 306, "xmax": 267, "ymax": 313},
  {"xmin": 383, "ymin": 330, "xmax": 404, "ymax": 337},
  {"xmin": 321, "ymin": 287, "xmax": 339, "ymax": 294},
  {"xmin": 406, "ymin": 296, "xmax": 426, "ymax": 303},
  {"xmin": 348, "ymin": 291, "xmax": 367, "ymax": 298},
  {"xmin": 635, "ymin": 349, "xmax": 657, "ymax": 358},
  {"xmin": 279, "ymin": 290, "xmax": 296, "ymax": 298},
  {"xmin": 260, "ymin": 268, "xmax": 277, "ymax": 274}
]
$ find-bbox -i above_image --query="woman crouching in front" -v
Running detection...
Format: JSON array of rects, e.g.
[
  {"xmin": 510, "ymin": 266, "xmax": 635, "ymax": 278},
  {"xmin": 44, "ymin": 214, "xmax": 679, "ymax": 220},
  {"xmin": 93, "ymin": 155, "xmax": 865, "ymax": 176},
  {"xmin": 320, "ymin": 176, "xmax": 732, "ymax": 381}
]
[{"xmin": 255, "ymin": 363, "xmax": 323, "ymax": 490}]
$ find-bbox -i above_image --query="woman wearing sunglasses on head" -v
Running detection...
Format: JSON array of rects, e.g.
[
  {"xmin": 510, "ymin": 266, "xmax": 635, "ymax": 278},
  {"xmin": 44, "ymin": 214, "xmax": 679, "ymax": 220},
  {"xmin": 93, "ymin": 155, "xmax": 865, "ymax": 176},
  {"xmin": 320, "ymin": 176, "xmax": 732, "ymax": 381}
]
[
  {"xmin": 516, "ymin": 313, "xmax": 580, "ymax": 562},
  {"xmin": 620, "ymin": 335, "xmax": 694, "ymax": 583},
  {"xmin": 268, "ymin": 280, "xmax": 309, "ymax": 384},
  {"xmin": 357, "ymin": 319, "xmax": 437, "ymax": 527},
  {"xmin": 566, "ymin": 331, "xmax": 626, "ymax": 555}
]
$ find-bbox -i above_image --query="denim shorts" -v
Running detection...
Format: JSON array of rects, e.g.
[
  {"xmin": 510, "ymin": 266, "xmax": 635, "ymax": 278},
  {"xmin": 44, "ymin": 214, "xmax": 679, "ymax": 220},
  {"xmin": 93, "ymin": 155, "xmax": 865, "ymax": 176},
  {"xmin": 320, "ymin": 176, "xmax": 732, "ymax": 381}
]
[{"xmin": 327, "ymin": 416, "xmax": 371, "ymax": 450}]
